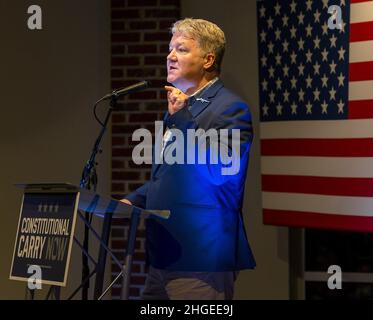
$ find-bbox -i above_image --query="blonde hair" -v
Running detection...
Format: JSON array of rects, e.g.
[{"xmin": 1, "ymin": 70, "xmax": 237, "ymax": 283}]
[{"xmin": 171, "ymin": 18, "xmax": 226, "ymax": 73}]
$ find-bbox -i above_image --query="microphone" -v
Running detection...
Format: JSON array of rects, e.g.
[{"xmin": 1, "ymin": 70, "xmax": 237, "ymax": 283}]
[{"xmin": 103, "ymin": 80, "xmax": 150, "ymax": 100}]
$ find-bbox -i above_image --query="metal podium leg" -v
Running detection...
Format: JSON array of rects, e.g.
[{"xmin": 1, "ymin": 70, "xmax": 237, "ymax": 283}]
[{"xmin": 120, "ymin": 208, "xmax": 141, "ymax": 300}]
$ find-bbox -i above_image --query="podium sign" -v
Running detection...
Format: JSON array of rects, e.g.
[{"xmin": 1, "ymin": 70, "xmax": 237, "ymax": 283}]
[{"xmin": 10, "ymin": 192, "xmax": 79, "ymax": 286}]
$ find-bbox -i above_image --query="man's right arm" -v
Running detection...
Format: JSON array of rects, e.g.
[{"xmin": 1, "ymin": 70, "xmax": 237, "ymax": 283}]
[{"xmin": 120, "ymin": 181, "xmax": 150, "ymax": 208}]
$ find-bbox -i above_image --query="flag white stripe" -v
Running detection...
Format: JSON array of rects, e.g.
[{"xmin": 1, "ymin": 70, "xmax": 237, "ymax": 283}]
[
  {"xmin": 349, "ymin": 80, "xmax": 373, "ymax": 101},
  {"xmin": 350, "ymin": 40, "xmax": 373, "ymax": 63},
  {"xmin": 351, "ymin": 2, "xmax": 373, "ymax": 24},
  {"xmin": 261, "ymin": 156, "xmax": 373, "ymax": 177},
  {"xmin": 263, "ymin": 192, "xmax": 373, "ymax": 216},
  {"xmin": 260, "ymin": 119, "xmax": 373, "ymax": 139}
]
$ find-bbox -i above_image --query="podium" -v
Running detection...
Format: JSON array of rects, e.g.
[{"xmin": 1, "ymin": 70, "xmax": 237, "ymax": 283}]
[{"xmin": 9, "ymin": 183, "xmax": 170, "ymax": 300}]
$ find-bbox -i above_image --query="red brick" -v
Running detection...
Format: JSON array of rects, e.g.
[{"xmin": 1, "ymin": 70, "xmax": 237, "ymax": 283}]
[
  {"xmin": 111, "ymin": 218, "xmax": 129, "ymax": 226},
  {"xmin": 112, "ymin": 147, "xmax": 133, "ymax": 157},
  {"xmin": 112, "ymin": 124, "xmax": 141, "ymax": 134},
  {"xmin": 145, "ymin": 102, "xmax": 167, "ymax": 111},
  {"xmin": 111, "ymin": 56, "xmax": 140, "ymax": 66},
  {"xmin": 128, "ymin": 91, "xmax": 157, "ymax": 100},
  {"xmin": 145, "ymin": 9, "xmax": 179, "ymax": 18},
  {"xmin": 112, "ymin": 113, "xmax": 125, "ymax": 123},
  {"xmin": 111, "ymin": 21, "xmax": 125, "ymax": 31},
  {"xmin": 129, "ymin": 183, "xmax": 145, "ymax": 191},
  {"xmin": 128, "ymin": 44, "xmax": 157, "ymax": 54},
  {"xmin": 111, "ymin": 33, "xmax": 140, "ymax": 43},
  {"xmin": 159, "ymin": 19, "xmax": 177, "ymax": 30},
  {"xmin": 130, "ymin": 275, "xmax": 146, "ymax": 285},
  {"xmin": 112, "ymin": 136, "xmax": 125, "ymax": 146},
  {"xmin": 112, "ymin": 160, "xmax": 125, "ymax": 169},
  {"xmin": 144, "ymin": 32, "xmax": 170, "ymax": 42},
  {"xmin": 130, "ymin": 21, "xmax": 157, "ymax": 30},
  {"xmin": 111, "ymin": 45, "xmax": 125, "ymax": 54},
  {"xmin": 160, "ymin": 0, "xmax": 180, "ymax": 6},
  {"xmin": 111, "ymin": 9, "xmax": 140, "ymax": 19},
  {"xmin": 144, "ymin": 55, "xmax": 166, "ymax": 65},
  {"xmin": 112, "ymin": 183, "xmax": 125, "ymax": 192},
  {"xmin": 129, "ymin": 113, "xmax": 158, "ymax": 122},
  {"xmin": 111, "ymin": 69, "xmax": 123, "ymax": 78},
  {"xmin": 128, "ymin": 0, "xmax": 157, "ymax": 6},
  {"xmin": 111, "ymin": 0, "xmax": 125, "ymax": 8},
  {"xmin": 127, "ymin": 68, "xmax": 157, "ymax": 77},
  {"xmin": 159, "ymin": 43, "xmax": 170, "ymax": 53},
  {"xmin": 112, "ymin": 171, "xmax": 141, "ymax": 180}
]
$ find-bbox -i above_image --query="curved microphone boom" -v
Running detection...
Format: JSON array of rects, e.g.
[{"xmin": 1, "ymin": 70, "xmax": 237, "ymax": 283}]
[{"xmin": 102, "ymin": 80, "xmax": 150, "ymax": 100}]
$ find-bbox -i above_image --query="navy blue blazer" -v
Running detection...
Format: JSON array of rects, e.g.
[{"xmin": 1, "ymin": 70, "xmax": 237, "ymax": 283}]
[{"xmin": 126, "ymin": 79, "xmax": 256, "ymax": 272}]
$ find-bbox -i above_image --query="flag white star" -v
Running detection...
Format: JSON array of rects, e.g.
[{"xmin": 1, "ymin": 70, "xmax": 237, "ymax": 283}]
[
  {"xmin": 282, "ymin": 15, "xmax": 289, "ymax": 27},
  {"xmin": 313, "ymin": 36, "xmax": 321, "ymax": 49},
  {"xmin": 274, "ymin": 2, "xmax": 281, "ymax": 15},
  {"xmin": 282, "ymin": 40, "xmax": 289, "ymax": 52},
  {"xmin": 314, "ymin": 9, "xmax": 321, "ymax": 23},
  {"xmin": 322, "ymin": 0, "xmax": 329, "ymax": 9},
  {"xmin": 269, "ymin": 91, "xmax": 276, "ymax": 103},
  {"xmin": 276, "ymin": 103, "xmax": 283, "ymax": 115},
  {"xmin": 298, "ymin": 38, "xmax": 305, "ymax": 50},
  {"xmin": 338, "ymin": 46, "xmax": 346, "ymax": 60},
  {"xmin": 261, "ymin": 55, "xmax": 267, "ymax": 67},
  {"xmin": 268, "ymin": 66, "xmax": 275, "ymax": 78},
  {"xmin": 283, "ymin": 90, "xmax": 290, "ymax": 102},
  {"xmin": 260, "ymin": 30, "xmax": 266, "ymax": 42},
  {"xmin": 306, "ymin": 101, "xmax": 313, "ymax": 114},
  {"xmin": 290, "ymin": 25, "xmax": 297, "ymax": 38},
  {"xmin": 321, "ymin": 74, "xmax": 329, "ymax": 87},
  {"xmin": 298, "ymin": 12, "xmax": 305, "ymax": 25},
  {"xmin": 329, "ymin": 87, "xmax": 337, "ymax": 100},
  {"xmin": 276, "ymin": 77, "xmax": 282, "ymax": 89},
  {"xmin": 321, "ymin": 48, "xmax": 329, "ymax": 61},
  {"xmin": 290, "ymin": 76, "xmax": 297, "ymax": 89},
  {"xmin": 290, "ymin": 0, "xmax": 297, "ymax": 13},
  {"xmin": 267, "ymin": 17, "xmax": 274, "ymax": 29},
  {"xmin": 330, "ymin": 34, "xmax": 337, "ymax": 47},
  {"xmin": 329, "ymin": 60, "xmax": 337, "ymax": 74},
  {"xmin": 262, "ymin": 79, "xmax": 268, "ymax": 91},
  {"xmin": 305, "ymin": 75, "xmax": 313, "ymax": 88},
  {"xmin": 339, "ymin": 20, "xmax": 346, "ymax": 33},
  {"xmin": 275, "ymin": 28, "xmax": 281, "ymax": 40},
  {"xmin": 306, "ymin": 0, "xmax": 313, "ymax": 11},
  {"xmin": 337, "ymin": 99, "xmax": 345, "ymax": 113},
  {"xmin": 290, "ymin": 51, "xmax": 297, "ymax": 64},
  {"xmin": 321, "ymin": 100, "xmax": 328, "ymax": 114},
  {"xmin": 291, "ymin": 103, "xmax": 298, "ymax": 114},
  {"xmin": 340, "ymin": 0, "xmax": 346, "ymax": 7},
  {"xmin": 283, "ymin": 64, "xmax": 289, "ymax": 77},
  {"xmin": 298, "ymin": 89, "xmax": 305, "ymax": 102},
  {"xmin": 305, "ymin": 24, "xmax": 313, "ymax": 37},
  {"xmin": 306, "ymin": 50, "xmax": 313, "ymax": 63},
  {"xmin": 268, "ymin": 41, "xmax": 274, "ymax": 54},
  {"xmin": 313, "ymin": 88, "xmax": 320, "ymax": 101},
  {"xmin": 298, "ymin": 63, "xmax": 305, "ymax": 76},
  {"xmin": 322, "ymin": 22, "xmax": 329, "ymax": 35},
  {"xmin": 313, "ymin": 62, "xmax": 321, "ymax": 75},
  {"xmin": 262, "ymin": 104, "xmax": 269, "ymax": 116},
  {"xmin": 338, "ymin": 72, "xmax": 345, "ymax": 87},
  {"xmin": 259, "ymin": 6, "xmax": 266, "ymax": 18}
]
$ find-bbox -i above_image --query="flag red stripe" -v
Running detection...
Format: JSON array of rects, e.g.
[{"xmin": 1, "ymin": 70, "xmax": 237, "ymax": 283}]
[
  {"xmin": 262, "ymin": 174, "xmax": 373, "ymax": 196},
  {"xmin": 350, "ymin": 21, "xmax": 373, "ymax": 42},
  {"xmin": 261, "ymin": 138, "xmax": 373, "ymax": 156},
  {"xmin": 263, "ymin": 209, "xmax": 373, "ymax": 232},
  {"xmin": 349, "ymin": 99, "xmax": 373, "ymax": 119},
  {"xmin": 350, "ymin": 61, "xmax": 373, "ymax": 81},
  {"xmin": 350, "ymin": 0, "xmax": 373, "ymax": 3}
]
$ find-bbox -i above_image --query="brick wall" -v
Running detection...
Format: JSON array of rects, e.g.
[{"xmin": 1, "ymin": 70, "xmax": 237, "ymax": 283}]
[{"xmin": 110, "ymin": 0, "xmax": 180, "ymax": 300}]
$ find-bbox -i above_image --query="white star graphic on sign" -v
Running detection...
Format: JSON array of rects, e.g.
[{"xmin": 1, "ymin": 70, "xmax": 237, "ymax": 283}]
[
  {"xmin": 290, "ymin": 0, "xmax": 297, "ymax": 13},
  {"xmin": 338, "ymin": 72, "xmax": 345, "ymax": 87},
  {"xmin": 306, "ymin": 50, "xmax": 313, "ymax": 63},
  {"xmin": 337, "ymin": 99, "xmax": 345, "ymax": 113},
  {"xmin": 313, "ymin": 36, "xmax": 321, "ymax": 49},
  {"xmin": 267, "ymin": 17, "xmax": 274, "ymax": 29},
  {"xmin": 329, "ymin": 87, "xmax": 337, "ymax": 100},
  {"xmin": 283, "ymin": 64, "xmax": 289, "ymax": 77},
  {"xmin": 313, "ymin": 62, "xmax": 321, "ymax": 75},
  {"xmin": 322, "ymin": 22, "xmax": 329, "ymax": 35},
  {"xmin": 262, "ymin": 79, "xmax": 268, "ymax": 91},
  {"xmin": 314, "ymin": 10, "xmax": 321, "ymax": 23},
  {"xmin": 306, "ymin": 101, "xmax": 313, "ymax": 114},
  {"xmin": 54, "ymin": 204, "xmax": 59, "ymax": 213},
  {"xmin": 283, "ymin": 90, "xmax": 290, "ymax": 102},
  {"xmin": 282, "ymin": 40, "xmax": 289, "ymax": 52},
  {"xmin": 49, "ymin": 204, "xmax": 54, "ymax": 213},
  {"xmin": 305, "ymin": 75, "xmax": 313, "ymax": 88},
  {"xmin": 262, "ymin": 104, "xmax": 269, "ymax": 116},
  {"xmin": 329, "ymin": 60, "xmax": 337, "ymax": 74},
  {"xmin": 290, "ymin": 51, "xmax": 297, "ymax": 64},
  {"xmin": 274, "ymin": 2, "xmax": 281, "ymax": 15},
  {"xmin": 267, "ymin": 41, "xmax": 274, "ymax": 54},
  {"xmin": 321, "ymin": 74, "xmax": 329, "ymax": 87},
  {"xmin": 322, "ymin": 0, "xmax": 329, "ymax": 9},
  {"xmin": 313, "ymin": 88, "xmax": 321, "ymax": 101},
  {"xmin": 282, "ymin": 15, "xmax": 289, "ymax": 26},
  {"xmin": 306, "ymin": 0, "xmax": 313, "ymax": 11},
  {"xmin": 276, "ymin": 103, "xmax": 283, "ymax": 115},
  {"xmin": 38, "ymin": 203, "xmax": 43, "ymax": 212},
  {"xmin": 298, "ymin": 89, "xmax": 305, "ymax": 102},
  {"xmin": 298, "ymin": 12, "xmax": 305, "ymax": 25},
  {"xmin": 260, "ymin": 31, "xmax": 266, "ymax": 42},
  {"xmin": 298, "ymin": 38, "xmax": 305, "ymax": 50},
  {"xmin": 339, "ymin": 21, "xmax": 346, "ymax": 33},
  {"xmin": 298, "ymin": 63, "xmax": 305, "ymax": 76},
  {"xmin": 275, "ymin": 53, "xmax": 282, "ymax": 65},
  {"xmin": 276, "ymin": 78, "xmax": 282, "ymax": 90},
  {"xmin": 321, "ymin": 100, "xmax": 328, "ymax": 114},
  {"xmin": 306, "ymin": 24, "xmax": 313, "ymax": 37},
  {"xmin": 321, "ymin": 48, "xmax": 329, "ymax": 61},
  {"xmin": 275, "ymin": 28, "xmax": 281, "ymax": 41},
  {"xmin": 259, "ymin": 6, "xmax": 266, "ymax": 18},
  {"xmin": 291, "ymin": 103, "xmax": 298, "ymax": 114},
  {"xmin": 43, "ymin": 204, "xmax": 48, "ymax": 212},
  {"xmin": 261, "ymin": 55, "xmax": 267, "ymax": 67},
  {"xmin": 290, "ymin": 76, "xmax": 297, "ymax": 89},
  {"xmin": 330, "ymin": 34, "xmax": 337, "ymax": 48},
  {"xmin": 290, "ymin": 26, "xmax": 297, "ymax": 38},
  {"xmin": 269, "ymin": 91, "xmax": 276, "ymax": 103},
  {"xmin": 338, "ymin": 46, "xmax": 346, "ymax": 60},
  {"xmin": 268, "ymin": 66, "xmax": 275, "ymax": 78}
]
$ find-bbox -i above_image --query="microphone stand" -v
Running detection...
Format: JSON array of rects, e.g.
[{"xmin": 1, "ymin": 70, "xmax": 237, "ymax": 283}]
[{"xmin": 79, "ymin": 95, "xmax": 117, "ymax": 300}]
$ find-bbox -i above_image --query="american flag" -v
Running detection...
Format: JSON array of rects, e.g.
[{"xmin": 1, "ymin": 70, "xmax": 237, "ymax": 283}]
[{"xmin": 257, "ymin": 0, "xmax": 373, "ymax": 232}]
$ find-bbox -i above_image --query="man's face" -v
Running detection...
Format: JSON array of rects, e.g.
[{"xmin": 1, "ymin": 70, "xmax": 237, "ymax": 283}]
[{"xmin": 167, "ymin": 33, "xmax": 207, "ymax": 92}]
